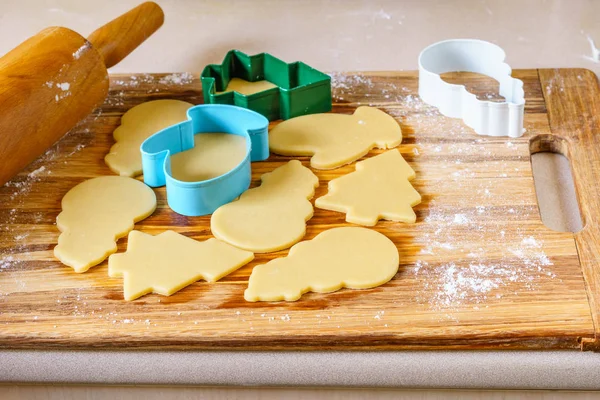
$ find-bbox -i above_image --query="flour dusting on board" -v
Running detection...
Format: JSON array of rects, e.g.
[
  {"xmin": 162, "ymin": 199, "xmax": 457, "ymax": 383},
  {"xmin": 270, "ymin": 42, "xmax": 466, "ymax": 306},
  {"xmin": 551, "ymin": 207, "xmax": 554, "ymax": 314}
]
[
  {"xmin": 0, "ymin": 121, "xmax": 92, "ymax": 278},
  {"xmin": 158, "ymin": 72, "xmax": 194, "ymax": 85},
  {"xmin": 330, "ymin": 72, "xmax": 560, "ymax": 321},
  {"xmin": 0, "ymin": 161, "xmax": 52, "ymax": 276},
  {"xmin": 111, "ymin": 73, "xmax": 195, "ymax": 94}
]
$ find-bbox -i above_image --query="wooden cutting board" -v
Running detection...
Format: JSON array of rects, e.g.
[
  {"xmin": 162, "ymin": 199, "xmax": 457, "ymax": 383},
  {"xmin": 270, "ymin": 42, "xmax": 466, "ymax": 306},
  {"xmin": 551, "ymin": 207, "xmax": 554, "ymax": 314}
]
[{"xmin": 1, "ymin": 69, "xmax": 599, "ymax": 352}]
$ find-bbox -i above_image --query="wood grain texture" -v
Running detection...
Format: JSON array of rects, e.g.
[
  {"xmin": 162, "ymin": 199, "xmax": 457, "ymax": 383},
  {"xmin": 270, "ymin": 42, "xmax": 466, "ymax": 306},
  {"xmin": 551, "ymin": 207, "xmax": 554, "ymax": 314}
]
[
  {"xmin": 0, "ymin": 70, "xmax": 595, "ymax": 351},
  {"xmin": 87, "ymin": 2, "xmax": 164, "ymax": 69},
  {"xmin": 0, "ymin": 2, "xmax": 164, "ymax": 188},
  {"xmin": 0, "ymin": 27, "xmax": 109, "ymax": 187},
  {"xmin": 539, "ymin": 68, "xmax": 600, "ymax": 351}
]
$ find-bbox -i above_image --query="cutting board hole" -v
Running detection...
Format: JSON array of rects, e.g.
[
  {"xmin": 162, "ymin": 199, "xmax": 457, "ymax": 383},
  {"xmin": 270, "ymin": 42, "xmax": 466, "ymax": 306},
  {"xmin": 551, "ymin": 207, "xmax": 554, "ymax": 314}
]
[{"xmin": 530, "ymin": 137, "xmax": 583, "ymax": 233}]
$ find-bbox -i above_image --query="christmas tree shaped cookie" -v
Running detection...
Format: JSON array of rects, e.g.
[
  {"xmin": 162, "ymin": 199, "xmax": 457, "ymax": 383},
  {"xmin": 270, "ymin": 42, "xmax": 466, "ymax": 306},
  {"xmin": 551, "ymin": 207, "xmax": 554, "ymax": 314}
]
[
  {"xmin": 315, "ymin": 150, "xmax": 421, "ymax": 226},
  {"xmin": 269, "ymin": 106, "xmax": 402, "ymax": 169},
  {"xmin": 108, "ymin": 230, "xmax": 254, "ymax": 301},
  {"xmin": 211, "ymin": 160, "xmax": 319, "ymax": 253},
  {"xmin": 245, "ymin": 227, "xmax": 399, "ymax": 302}
]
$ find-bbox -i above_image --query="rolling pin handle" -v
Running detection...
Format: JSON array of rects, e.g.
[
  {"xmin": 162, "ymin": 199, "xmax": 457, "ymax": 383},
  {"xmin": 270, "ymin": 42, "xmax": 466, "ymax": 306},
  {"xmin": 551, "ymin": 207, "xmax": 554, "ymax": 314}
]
[{"xmin": 87, "ymin": 1, "xmax": 164, "ymax": 69}]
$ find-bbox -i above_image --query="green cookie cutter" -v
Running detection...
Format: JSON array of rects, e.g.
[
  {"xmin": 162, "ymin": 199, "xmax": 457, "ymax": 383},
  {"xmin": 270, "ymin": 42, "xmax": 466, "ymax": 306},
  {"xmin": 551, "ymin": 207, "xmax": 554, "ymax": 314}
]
[{"xmin": 201, "ymin": 50, "xmax": 332, "ymax": 121}]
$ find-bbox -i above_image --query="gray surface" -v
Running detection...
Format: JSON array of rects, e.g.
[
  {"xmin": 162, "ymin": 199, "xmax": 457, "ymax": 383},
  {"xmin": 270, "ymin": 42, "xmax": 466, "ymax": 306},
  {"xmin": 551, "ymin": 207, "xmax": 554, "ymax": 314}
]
[{"xmin": 1, "ymin": 350, "xmax": 600, "ymax": 389}]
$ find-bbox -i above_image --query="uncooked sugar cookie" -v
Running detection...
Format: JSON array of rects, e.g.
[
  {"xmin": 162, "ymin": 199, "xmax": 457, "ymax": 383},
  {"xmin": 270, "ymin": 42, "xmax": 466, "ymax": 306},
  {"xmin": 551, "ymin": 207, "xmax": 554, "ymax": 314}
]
[
  {"xmin": 170, "ymin": 133, "xmax": 247, "ymax": 182},
  {"xmin": 244, "ymin": 227, "xmax": 399, "ymax": 302},
  {"xmin": 105, "ymin": 99, "xmax": 193, "ymax": 177},
  {"xmin": 54, "ymin": 176, "xmax": 157, "ymax": 273},
  {"xmin": 269, "ymin": 106, "xmax": 402, "ymax": 169},
  {"xmin": 217, "ymin": 77, "xmax": 277, "ymax": 96},
  {"xmin": 108, "ymin": 231, "xmax": 254, "ymax": 301},
  {"xmin": 316, "ymin": 150, "xmax": 421, "ymax": 226},
  {"xmin": 211, "ymin": 160, "xmax": 319, "ymax": 253}
]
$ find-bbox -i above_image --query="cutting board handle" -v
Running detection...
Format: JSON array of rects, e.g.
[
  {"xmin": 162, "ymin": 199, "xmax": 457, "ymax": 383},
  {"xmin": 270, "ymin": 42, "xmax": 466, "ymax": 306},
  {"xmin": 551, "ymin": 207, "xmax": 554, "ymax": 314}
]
[
  {"xmin": 87, "ymin": 1, "xmax": 164, "ymax": 69},
  {"xmin": 538, "ymin": 68, "xmax": 600, "ymax": 351}
]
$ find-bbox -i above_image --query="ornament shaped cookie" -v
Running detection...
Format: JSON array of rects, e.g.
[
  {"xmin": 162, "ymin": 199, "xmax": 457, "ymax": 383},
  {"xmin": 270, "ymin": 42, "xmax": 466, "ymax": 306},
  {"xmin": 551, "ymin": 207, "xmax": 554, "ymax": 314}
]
[
  {"xmin": 105, "ymin": 99, "xmax": 193, "ymax": 177},
  {"xmin": 108, "ymin": 231, "xmax": 254, "ymax": 301},
  {"xmin": 269, "ymin": 106, "xmax": 402, "ymax": 169},
  {"xmin": 217, "ymin": 78, "xmax": 277, "ymax": 96},
  {"xmin": 245, "ymin": 227, "xmax": 399, "ymax": 302},
  {"xmin": 54, "ymin": 176, "xmax": 157, "ymax": 273},
  {"xmin": 316, "ymin": 150, "xmax": 421, "ymax": 226},
  {"xmin": 211, "ymin": 160, "xmax": 319, "ymax": 253}
]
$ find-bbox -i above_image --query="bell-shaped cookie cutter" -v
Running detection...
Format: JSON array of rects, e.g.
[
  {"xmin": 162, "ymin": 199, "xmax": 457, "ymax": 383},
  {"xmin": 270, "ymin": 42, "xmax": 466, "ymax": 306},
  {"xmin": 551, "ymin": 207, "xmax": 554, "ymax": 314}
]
[
  {"xmin": 418, "ymin": 39, "xmax": 525, "ymax": 138},
  {"xmin": 140, "ymin": 104, "xmax": 269, "ymax": 217}
]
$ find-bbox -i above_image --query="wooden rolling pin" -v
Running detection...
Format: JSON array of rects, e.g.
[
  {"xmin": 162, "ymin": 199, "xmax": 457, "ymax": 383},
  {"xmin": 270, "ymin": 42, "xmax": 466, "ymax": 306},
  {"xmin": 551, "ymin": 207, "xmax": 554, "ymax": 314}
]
[{"xmin": 0, "ymin": 2, "xmax": 164, "ymax": 186}]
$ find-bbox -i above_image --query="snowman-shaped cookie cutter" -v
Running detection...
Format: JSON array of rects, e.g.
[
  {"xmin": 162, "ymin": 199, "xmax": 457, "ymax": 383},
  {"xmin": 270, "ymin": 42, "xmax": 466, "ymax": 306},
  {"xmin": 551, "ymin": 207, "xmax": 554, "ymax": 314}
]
[
  {"xmin": 141, "ymin": 104, "xmax": 269, "ymax": 216},
  {"xmin": 418, "ymin": 39, "xmax": 525, "ymax": 138}
]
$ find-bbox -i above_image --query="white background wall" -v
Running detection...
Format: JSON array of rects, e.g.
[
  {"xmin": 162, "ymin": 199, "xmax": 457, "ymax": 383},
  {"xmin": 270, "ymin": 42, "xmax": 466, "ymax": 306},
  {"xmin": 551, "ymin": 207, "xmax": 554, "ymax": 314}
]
[{"xmin": 1, "ymin": 0, "xmax": 599, "ymax": 75}]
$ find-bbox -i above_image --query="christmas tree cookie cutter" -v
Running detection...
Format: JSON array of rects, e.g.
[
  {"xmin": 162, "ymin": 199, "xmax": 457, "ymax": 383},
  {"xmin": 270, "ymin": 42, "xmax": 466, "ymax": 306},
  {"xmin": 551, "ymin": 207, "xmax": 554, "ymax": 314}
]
[
  {"xmin": 140, "ymin": 104, "xmax": 269, "ymax": 217},
  {"xmin": 201, "ymin": 50, "xmax": 332, "ymax": 121},
  {"xmin": 418, "ymin": 39, "xmax": 525, "ymax": 138}
]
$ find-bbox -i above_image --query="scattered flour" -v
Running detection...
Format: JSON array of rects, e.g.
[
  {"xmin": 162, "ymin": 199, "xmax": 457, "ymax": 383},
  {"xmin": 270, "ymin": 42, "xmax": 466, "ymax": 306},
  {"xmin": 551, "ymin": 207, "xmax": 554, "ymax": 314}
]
[
  {"xmin": 453, "ymin": 214, "xmax": 470, "ymax": 225},
  {"xmin": 72, "ymin": 43, "xmax": 90, "ymax": 60},
  {"xmin": 43, "ymin": 79, "xmax": 73, "ymax": 102},
  {"xmin": 331, "ymin": 72, "xmax": 560, "ymax": 320},
  {"xmin": 584, "ymin": 34, "xmax": 600, "ymax": 63},
  {"xmin": 28, "ymin": 166, "xmax": 46, "ymax": 178},
  {"xmin": 1, "ymin": 117, "xmax": 91, "ymax": 280},
  {"xmin": 112, "ymin": 74, "xmax": 154, "ymax": 88},
  {"xmin": 0, "ymin": 71, "xmax": 562, "ymax": 330},
  {"xmin": 0, "ymin": 255, "xmax": 15, "ymax": 269},
  {"xmin": 374, "ymin": 8, "xmax": 392, "ymax": 20},
  {"xmin": 158, "ymin": 72, "xmax": 194, "ymax": 85}
]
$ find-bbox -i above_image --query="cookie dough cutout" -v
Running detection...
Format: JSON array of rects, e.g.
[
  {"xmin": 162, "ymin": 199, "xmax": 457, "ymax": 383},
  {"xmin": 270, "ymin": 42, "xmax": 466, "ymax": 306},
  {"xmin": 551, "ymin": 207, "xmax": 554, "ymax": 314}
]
[
  {"xmin": 245, "ymin": 227, "xmax": 399, "ymax": 302},
  {"xmin": 54, "ymin": 176, "xmax": 157, "ymax": 273},
  {"xmin": 211, "ymin": 160, "xmax": 318, "ymax": 253},
  {"xmin": 170, "ymin": 133, "xmax": 247, "ymax": 182},
  {"xmin": 105, "ymin": 99, "xmax": 193, "ymax": 177},
  {"xmin": 217, "ymin": 77, "xmax": 277, "ymax": 96},
  {"xmin": 109, "ymin": 231, "xmax": 254, "ymax": 301},
  {"xmin": 269, "ymin": 106, "xmax": 402, "ymax": 169},
  {"xmin": 316, "ymin": 150, "xmax": 421, "ymax": 226}
]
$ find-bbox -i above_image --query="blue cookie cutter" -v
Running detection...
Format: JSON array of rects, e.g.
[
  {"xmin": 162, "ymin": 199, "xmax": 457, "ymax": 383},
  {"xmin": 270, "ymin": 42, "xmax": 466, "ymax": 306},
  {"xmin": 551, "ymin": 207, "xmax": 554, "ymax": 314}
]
[{"xmin": 140, "ymin": 104, "xmax": 269, "ymax": 216}]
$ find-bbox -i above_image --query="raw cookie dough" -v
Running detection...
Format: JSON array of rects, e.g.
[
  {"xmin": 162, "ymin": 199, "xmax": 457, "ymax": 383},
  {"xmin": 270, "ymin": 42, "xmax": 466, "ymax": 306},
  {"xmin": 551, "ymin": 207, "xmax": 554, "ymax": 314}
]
[
  {"xmin": 217, "ymin": 77, "xmax": 277, "ymax": 96},
  {"xmin": 211, "ymin": 160, "xmax": 318, "ymax": 253},
  {"xmin": 108, "ymin": 230, "xmax": 254, "ymax": 301},
  {"xmin": 105, "ymin": 99, "xmax": 193, "ymax": 177},
  {"xmin": 170, "ymin": 133, "xmax": 247, "ymax": 182},
  {"xmin": 316, "ymin": 150, "xmax": 421, "ymax": 226},
  {"xmin": 54, "ymin": 176, "xmax": 157, "ymax": 273},
  {"xmin": 269, "ymin": 106, "xmax": 402, "ymax": 169},
  {"xmin": 245, "ymin": 227, "xmax": 399, "ymax": 302}
]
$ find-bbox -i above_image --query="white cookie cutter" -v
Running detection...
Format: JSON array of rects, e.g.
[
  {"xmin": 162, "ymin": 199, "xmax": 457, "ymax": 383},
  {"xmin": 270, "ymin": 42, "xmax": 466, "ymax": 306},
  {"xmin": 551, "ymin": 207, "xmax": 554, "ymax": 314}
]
[{"xmin": 418, "ymin": 39, "xmax": 525, "ymax": 138}]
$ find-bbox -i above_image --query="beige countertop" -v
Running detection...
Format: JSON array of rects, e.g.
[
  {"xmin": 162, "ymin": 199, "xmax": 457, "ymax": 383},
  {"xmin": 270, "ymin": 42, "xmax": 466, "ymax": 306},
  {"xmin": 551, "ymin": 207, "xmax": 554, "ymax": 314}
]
[{"xmin": 1, "ymin": 0, "xmax": 600, "ymax": 75}]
